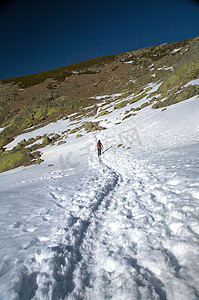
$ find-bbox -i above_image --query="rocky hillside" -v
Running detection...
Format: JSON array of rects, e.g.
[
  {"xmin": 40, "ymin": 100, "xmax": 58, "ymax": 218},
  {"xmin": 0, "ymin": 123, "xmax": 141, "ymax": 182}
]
[{"xmin": 0, "ymin": 35, "xmax": 199, "ymax": 172}]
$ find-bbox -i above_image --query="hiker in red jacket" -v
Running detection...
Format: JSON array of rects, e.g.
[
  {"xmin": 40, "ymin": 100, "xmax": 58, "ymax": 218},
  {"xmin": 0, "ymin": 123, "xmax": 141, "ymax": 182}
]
[{"xmin": 97, "ymin": 140, "xmax": 103, "ymax": 156}]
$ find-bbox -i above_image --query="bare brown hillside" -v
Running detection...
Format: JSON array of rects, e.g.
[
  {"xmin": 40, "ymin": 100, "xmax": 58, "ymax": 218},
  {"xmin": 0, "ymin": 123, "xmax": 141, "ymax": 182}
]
[{"xmin": 0, "ymin": 35, "xmax": 198, "ymax": 152}]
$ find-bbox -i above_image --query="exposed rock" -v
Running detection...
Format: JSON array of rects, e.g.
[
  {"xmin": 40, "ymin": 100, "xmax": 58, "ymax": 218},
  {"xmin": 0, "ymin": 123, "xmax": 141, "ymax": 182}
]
[{"xmin": 84, "ymin": 121, "xmax": 106, "ymax": 132}]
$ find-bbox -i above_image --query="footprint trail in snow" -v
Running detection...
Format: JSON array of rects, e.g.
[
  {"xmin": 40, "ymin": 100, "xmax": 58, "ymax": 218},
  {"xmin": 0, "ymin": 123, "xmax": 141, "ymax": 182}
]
[{"xmin": 0, "ymin": 144, "xmax": 199, "ymax": 300}]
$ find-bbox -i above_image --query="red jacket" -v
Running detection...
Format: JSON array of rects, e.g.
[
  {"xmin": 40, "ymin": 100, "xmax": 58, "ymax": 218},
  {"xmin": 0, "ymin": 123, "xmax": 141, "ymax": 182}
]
[{"xmin": 97, "ymin": 141, "xmax": 103, "ymax": 149}]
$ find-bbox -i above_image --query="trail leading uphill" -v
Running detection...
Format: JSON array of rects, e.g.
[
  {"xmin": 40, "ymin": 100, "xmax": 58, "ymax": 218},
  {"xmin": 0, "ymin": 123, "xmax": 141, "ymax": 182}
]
[
  {"xmin": 0, "ymin": 94, "xmax": 199, "ymax": 299},
  {"xmin": 1, "ymin": 142, "xmax": 198, "ymax": 300},
  {"xmin": 67, "ymin": 145, "xmax": 199, "ymax": 300}
]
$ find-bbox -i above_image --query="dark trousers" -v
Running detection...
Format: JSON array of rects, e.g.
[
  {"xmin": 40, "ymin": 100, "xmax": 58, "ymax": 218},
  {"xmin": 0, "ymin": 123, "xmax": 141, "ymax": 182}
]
[{"xmin": 98, "ymin": 148, "xmax": 102, "ymax": 156}]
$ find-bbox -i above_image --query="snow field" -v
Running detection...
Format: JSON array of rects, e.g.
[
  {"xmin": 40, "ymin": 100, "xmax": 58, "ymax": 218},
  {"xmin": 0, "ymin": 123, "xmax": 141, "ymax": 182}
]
[
  {"xmin": 0, "ymin": 93, "xmax": 199, "ymax": 299},
  {"xmin": 59, "ymin": 142, "xmax": 199, "ymax": 300}
]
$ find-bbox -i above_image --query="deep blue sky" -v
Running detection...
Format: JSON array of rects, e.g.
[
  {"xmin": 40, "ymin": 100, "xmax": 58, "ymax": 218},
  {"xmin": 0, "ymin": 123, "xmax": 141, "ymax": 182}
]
[{"xmin": 0, "ymin": 0, "xmax": 199, "ymax": 79}]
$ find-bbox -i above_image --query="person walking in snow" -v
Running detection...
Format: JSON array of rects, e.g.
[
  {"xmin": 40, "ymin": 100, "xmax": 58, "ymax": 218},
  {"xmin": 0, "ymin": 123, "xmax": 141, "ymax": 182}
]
[{"xmin": 97, "ymin": 140, "xmax": 103, "ymax": 156}]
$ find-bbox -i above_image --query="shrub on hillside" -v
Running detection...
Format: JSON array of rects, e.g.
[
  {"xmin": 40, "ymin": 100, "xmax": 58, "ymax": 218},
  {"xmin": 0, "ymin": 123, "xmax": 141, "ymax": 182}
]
[
  {"xmin": 129, "ymin": 94, "xmax": 143, "ymax": 104},
  {"xmin": 42, "ymin": 136, "xmax": 52, "ymax": 145},
  {"xmin": 0, "ymin": 149, "xmax": 40, "ymax": 173},
  {"xmin": 134, "ymin": 88, "xmax": 144, "ymax": 96},
  {"xmin": 114, "ymin": 100, "xmax": 128, "ymax": 109},
  {"xmin": 140, "ymin": 102, "xmax": 150, "ymax": 109},
  {"xmin": 152, "ymin": 85, "xmax": 199, "ymax": 109},
  {"xmin": 97, "ymin": 111, "xmax": 109, "ymax": 117}
]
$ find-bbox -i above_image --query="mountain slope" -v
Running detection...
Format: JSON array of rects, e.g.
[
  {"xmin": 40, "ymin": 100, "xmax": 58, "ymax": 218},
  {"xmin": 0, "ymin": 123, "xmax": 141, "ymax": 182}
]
[
  {"xmin": 0, "ymin": 96, "xmax": 199, "ymax": 299},
  {"xmin": 0, "ymin": 34, "xmax": 199, "ymax": 299},
  {"xmin": 0, "ymin": 35, "xmax": 199, "ymax": 173}
]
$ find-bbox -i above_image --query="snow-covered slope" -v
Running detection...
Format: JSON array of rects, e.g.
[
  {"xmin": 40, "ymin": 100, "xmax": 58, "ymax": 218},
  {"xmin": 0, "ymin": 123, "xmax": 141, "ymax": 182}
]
[{"xmin": 0, "ymin": 90, "xmax": 199, "ymax": 299}]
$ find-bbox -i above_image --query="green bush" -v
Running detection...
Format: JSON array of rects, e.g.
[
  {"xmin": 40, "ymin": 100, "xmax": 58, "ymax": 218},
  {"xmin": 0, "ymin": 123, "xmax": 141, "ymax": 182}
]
[
  {"xmin": 122, "ymin": 91, "xmax": 130, "ymax": 97},
  {"xmin": 152, "ymin": 101, "xmax": 164, "ymax": 109},
  {"xmin": 47, "ymin": 107, "xmax": 59, "ymax": 117},
  {"xmin": 159, "ymin": 43, "xmax": 199, "ymax": 93},
  {"xmin": 129, "ymin": 94, "xmax": 143, "ymax": 104},
  {"xmin": 70, "ymin": 127, "xmax": 80, "ymax": 134},
  {"xmin": 57, "ymin": 141, "xmax": 66, "ymax": 145},
  {"xmin": 27, "ymin": 137, "xmax": 35, "ymax": 144},
  {"xmin": 0, "ymin": 150, "xmax": 29, "ymax": 173},
  {"xmin": 134, "ymin": 107, "xmax": 141, "ymax": 111},
  {"xmin": 134, "ymin": 88, "xmax": 143, "ymax": 96},
  {"xmin": 18, "ymin": 139, "xmax": 27, "ymax": 147},
  {"xmin": 140, "ymin": 102, "xmax": 150, "ymax": 109},
  {"xmin": 122, "ymin": 114, "xmax": 135, "ymax": 121},
  {"xmin": 97, "ymin": 110, "xmax": 109, "ymax": 117},
  {"xmin": 0, "ymin": 147, "xmax": 5, "ymax": 154},
  {"xmin": 84, "ymin": 122, "xmax": 89, "ymax": 130},
  {"xmin": 153, "ymin": 85, "xmax": 199, "ymax": 109},
  {"xmin": 145, "ymin": 87, "xmax": 152, "ymax": 93},
  {"xmin": 0, "ymin": 134, "xmax": 10, "ymax": 148},
  {"xmin": 52, "ymin": 134, "xmax": 60, "ymax": 140},
  {"xmin": 114, "ymin": 100, "xmax": 128, "ymax": 109},
  {"xmin": 42, "ymin": 136, "xmax": 52, "ymax": 144},
  {"xmin": 35, "ymin": 135, "xmax": 42, "ymax": 141}
]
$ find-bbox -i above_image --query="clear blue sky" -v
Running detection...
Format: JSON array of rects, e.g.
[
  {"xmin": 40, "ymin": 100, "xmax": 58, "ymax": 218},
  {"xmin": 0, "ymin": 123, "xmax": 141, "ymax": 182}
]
[{"xmin": 0, "ymin": 0, "xmax": 199, "ymax": 79}]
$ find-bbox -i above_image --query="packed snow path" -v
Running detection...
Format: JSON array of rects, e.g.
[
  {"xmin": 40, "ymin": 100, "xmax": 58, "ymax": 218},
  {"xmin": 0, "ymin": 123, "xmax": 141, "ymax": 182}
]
[
  {"xmin": 67, "ymin": 146, "xmax": 199, "ymax": 300},
  {"xmin": 0, "ymin": 144, "xmax": 199, "ymax": 300}
]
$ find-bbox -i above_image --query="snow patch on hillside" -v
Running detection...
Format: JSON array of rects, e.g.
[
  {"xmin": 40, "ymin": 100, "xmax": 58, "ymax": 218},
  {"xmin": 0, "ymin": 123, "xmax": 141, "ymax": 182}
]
[{"xmin": 184, "ymin": 78, "xmax": 199, "ymax": 87}]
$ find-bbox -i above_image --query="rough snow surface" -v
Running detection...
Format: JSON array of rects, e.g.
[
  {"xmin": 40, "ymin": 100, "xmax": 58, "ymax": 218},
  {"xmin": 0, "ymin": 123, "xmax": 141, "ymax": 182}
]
[
  {"xmin": 170, "ymin": 48, "xmax": 181, "ymax": 54},
  {"xmin": 184, "ymin": 79, "xmax": 199, "ymax": 87},
  {"xmin": 157, "ymin": 66, "xmax": 174, "ymax": 71},
  {"xmin": 0, "ymin": 96, "xmax": 199, "ymax": 300}
]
